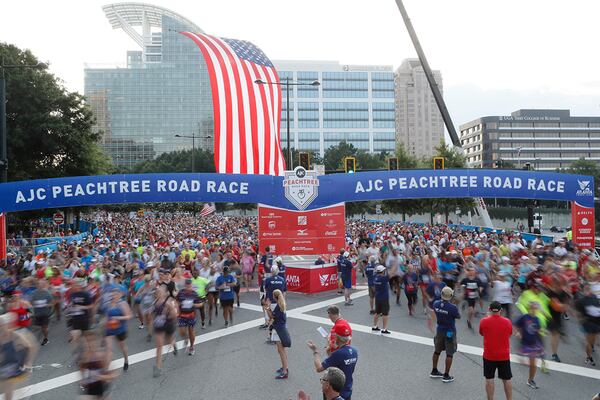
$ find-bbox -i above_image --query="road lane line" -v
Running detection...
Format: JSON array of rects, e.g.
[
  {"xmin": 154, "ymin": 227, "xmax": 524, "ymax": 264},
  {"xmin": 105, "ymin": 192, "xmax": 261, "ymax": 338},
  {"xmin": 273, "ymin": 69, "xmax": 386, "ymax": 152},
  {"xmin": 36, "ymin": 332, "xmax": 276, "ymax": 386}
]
[{"xmin": 290, "ymin": 313, "xmax": 600, "ymax": 380}]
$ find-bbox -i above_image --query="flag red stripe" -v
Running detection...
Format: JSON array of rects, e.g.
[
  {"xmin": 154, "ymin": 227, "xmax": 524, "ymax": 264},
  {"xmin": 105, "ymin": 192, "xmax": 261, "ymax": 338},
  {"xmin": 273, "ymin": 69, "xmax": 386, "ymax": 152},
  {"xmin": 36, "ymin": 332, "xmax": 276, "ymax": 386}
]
[
  {"xmin": 239, "ymin": 61, "xmax": 260, "ymax": 174},
  {"xmin": 199, "ymin": 36, "xmax": 235, "ymax": 174},
  {"xmin": 250, "ymin": 63, "xmax": 271, "ymax": 175},
  {"xmin": 207, "ymin": 35, "xmax": 248, "ymax": 174},
  {"xmin": 260, "ymin": 66, "xmax": 275, "ymax": 175},
  {"xmin": 180, "ymin": 32, "xmax": 222, "ymax": 172}
]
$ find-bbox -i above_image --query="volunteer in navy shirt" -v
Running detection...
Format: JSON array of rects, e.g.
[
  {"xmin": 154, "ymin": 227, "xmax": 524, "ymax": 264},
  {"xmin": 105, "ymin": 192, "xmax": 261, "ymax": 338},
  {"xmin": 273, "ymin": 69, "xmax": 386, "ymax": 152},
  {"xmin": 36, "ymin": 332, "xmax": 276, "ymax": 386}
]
[
  {"xmin": 337, "ymin": 251, "xmax": 354, "ymax": 306},
  {"xmin": 372, "ymin": 265, "xmax": 391, "ymax": 334},
  {"xmin": 308, "ymin": 327, "xmax": 358, "ymax": 400},
  {"xmin": 264, "ymin": 265, "xmax": 286, "ymax": 304},
  {"xmin": 365, "ymin": 256, "xmax": 377, "ymax": 314},
  {"xmin": 430, "ymin": 286, "xmax": 460, "ymax": 383},
  {"xmin": 215, "ymin": 266, "xmax": 236, "ymax": 327}
]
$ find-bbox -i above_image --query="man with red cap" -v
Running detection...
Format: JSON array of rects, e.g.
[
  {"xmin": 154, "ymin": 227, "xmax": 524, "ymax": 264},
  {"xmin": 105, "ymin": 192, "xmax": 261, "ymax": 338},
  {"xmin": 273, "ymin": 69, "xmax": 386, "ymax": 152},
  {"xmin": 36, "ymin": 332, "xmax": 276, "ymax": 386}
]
[
  {"xmin": 325, "ymin": 306, "xmax": 352, "ymax": 355},
  {"xmin": 308, "ymin": 321, "xmax": 358, "ymax": 400}
]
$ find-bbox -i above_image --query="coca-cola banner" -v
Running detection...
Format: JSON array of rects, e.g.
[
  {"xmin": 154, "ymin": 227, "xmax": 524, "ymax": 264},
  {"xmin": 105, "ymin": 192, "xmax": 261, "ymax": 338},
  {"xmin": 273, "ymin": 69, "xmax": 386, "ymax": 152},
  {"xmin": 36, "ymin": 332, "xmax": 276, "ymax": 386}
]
[
  {"xmin": 258, "ymin": 203, "xmax": 345, "ymax": 255},
  {"xmin": 571, "ymin": 202, "xmax": 595, "ymax": 249}
]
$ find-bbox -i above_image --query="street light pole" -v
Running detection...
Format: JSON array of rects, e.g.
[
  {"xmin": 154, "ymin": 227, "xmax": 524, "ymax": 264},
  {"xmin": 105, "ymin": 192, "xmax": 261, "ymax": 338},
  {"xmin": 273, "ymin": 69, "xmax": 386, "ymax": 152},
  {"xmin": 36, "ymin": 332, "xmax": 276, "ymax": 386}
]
[
  {"xmin": 286, "ymin": 77, "xmax": 291, "ymax": 169},
  {"xmin": 0, "ymin": 72, "xmax": 6, "ymax": 184}
]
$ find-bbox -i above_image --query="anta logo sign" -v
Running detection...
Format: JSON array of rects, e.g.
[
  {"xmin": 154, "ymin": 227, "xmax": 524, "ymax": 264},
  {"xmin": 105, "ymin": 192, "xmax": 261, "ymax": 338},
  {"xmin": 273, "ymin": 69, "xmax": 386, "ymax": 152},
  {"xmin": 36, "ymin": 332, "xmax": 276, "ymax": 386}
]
[{"xmin": 286, "ymin": 275, "xmax": 300, "ymax": 286}]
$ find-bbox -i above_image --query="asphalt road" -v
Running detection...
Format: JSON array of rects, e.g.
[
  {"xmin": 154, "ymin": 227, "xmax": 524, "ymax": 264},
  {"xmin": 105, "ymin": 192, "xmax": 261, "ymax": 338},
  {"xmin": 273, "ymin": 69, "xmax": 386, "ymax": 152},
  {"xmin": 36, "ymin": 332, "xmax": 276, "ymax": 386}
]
[{"xmin": 6, "ymin": 277, "xmax": 600, "ymax": 400}]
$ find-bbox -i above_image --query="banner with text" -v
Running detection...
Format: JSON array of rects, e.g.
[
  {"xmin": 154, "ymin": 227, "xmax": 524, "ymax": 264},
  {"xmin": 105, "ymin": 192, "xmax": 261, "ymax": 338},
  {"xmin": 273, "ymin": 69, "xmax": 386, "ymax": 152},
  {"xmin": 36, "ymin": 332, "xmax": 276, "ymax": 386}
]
[
  {"xmin": 258, "ymin": 203, "xmax": 346, "ymax": 255},
  {"xmin": 571, "ymin": 202, "xmax": 596, "ymax": 249},
  {"xmin": 0, "ymin": 170, "xmax": 594, "ymax": 213}
]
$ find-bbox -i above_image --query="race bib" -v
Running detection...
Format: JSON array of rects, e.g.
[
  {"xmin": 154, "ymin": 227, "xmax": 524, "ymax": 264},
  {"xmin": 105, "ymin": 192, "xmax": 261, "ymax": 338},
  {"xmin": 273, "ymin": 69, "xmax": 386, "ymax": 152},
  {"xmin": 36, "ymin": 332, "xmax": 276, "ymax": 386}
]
[
  {"xmin": 154, "ymin": 315, "xmax": 166, "ymax": 328},
  {"xmin": 182, "ymin": 299, "xmax": 194, "ymax": 310},
  {"xmin": 34, "ymin": 299, "xmax": 48, "ymax": 308}
]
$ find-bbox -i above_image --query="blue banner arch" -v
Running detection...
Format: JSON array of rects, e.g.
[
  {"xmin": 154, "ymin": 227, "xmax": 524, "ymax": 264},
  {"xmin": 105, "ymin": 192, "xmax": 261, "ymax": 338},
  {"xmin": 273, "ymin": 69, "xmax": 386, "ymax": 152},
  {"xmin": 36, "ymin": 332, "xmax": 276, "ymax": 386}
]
[{"xmin": 0, "ymin": 169, "xmax": 594, "ymax": 213}]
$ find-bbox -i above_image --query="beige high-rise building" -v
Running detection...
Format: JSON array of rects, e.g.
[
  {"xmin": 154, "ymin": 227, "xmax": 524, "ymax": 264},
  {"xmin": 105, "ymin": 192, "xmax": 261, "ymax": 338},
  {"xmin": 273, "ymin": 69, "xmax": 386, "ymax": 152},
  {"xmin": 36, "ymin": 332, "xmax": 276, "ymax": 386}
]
[{"xmin": 395, "ymin": 59, "xmax": 444, "ymax": 158}]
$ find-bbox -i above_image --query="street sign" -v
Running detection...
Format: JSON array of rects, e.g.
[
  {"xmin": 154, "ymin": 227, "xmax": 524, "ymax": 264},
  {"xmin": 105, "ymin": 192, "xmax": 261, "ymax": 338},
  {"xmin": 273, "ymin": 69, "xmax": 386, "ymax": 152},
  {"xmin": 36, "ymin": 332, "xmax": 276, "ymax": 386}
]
[{"xmin": 52, "ymin": 211, "xmax": 65, "ymax": 226}]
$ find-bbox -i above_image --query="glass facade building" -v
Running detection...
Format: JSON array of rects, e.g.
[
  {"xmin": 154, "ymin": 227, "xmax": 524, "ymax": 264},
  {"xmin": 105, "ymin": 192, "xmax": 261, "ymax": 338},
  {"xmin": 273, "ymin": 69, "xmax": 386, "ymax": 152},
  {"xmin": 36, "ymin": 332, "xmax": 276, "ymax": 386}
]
[
  {"xmin": 84, "ymin": 4, "xmax": 213, "ymax": 168},
  {"xmin": 274, "ymin": 61, "xmax": 396, "ymax": 156}
]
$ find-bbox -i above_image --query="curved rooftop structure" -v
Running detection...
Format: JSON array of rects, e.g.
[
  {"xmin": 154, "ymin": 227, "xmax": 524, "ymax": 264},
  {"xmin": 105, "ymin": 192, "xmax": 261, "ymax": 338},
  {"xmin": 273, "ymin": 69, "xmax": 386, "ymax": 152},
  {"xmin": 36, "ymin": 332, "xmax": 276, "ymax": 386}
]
[{"xmin": 102, "ymin": 3, "xmax": 203, "ymax": 47}]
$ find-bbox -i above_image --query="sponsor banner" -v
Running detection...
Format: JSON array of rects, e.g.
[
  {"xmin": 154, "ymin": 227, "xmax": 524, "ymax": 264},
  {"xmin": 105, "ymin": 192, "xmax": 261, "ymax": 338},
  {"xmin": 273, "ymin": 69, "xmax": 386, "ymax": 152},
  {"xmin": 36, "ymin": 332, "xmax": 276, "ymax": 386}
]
[
  {"xmin": 286, "ymin": 263, "xmax": 356, "ymax": 294},
  {"xmin": 258, "ymin": 203, "xmax": 345, "ymax": 255},
  {"xmin": 0, "ymin": 170, "xmax": 594, "ymax": 213},
  {"xmin": 571, "ymin": 202, "xmax": 595, "ymax": 249}
]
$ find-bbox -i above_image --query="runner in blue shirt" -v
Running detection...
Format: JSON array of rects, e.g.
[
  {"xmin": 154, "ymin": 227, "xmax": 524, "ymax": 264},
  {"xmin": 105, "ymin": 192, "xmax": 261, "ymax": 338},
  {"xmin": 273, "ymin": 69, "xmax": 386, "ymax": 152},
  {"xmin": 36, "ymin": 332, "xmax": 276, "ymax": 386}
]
[
  {"xmin": 337, "ymin": 251, "xmax": 354, "ymax": 306},
  {"xmin": 215, "ymin": 266, "xmax": 237, "ymax": 327},
  {"xmin": 430, "ymin": 286, "xmax": 460, "ymax": 383},
  {"xmin": 372, "ymin": 265, "xmax": 391, "ymax": 334}
]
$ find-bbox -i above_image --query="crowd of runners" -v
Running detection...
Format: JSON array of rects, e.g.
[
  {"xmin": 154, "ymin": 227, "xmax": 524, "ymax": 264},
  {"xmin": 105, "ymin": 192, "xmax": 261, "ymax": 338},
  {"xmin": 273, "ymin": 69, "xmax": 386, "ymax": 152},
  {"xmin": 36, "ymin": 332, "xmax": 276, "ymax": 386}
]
[{"xmin": 0, "ymin": 212, "xmax": 599, "ymax": 399}]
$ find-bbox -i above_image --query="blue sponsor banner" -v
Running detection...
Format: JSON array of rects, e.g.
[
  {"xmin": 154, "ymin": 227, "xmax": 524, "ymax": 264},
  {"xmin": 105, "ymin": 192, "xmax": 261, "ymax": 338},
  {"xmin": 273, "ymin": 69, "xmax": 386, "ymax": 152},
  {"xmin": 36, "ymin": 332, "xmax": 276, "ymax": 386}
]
[{"xmin": 0, "ymin": 169, "xmax": 593, "ymax": 213}]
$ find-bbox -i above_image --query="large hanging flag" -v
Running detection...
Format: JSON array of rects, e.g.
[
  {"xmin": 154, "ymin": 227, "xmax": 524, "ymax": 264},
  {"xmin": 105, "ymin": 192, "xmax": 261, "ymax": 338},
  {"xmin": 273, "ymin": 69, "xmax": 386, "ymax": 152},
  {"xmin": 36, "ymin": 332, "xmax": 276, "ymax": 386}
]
[
  {"xmin": 181, "ymin": 32, "xmax": 286, "ymax": 176},
  {"xmin": 199, "ymin": 202, "xmax": 216, "ymax": 217}
]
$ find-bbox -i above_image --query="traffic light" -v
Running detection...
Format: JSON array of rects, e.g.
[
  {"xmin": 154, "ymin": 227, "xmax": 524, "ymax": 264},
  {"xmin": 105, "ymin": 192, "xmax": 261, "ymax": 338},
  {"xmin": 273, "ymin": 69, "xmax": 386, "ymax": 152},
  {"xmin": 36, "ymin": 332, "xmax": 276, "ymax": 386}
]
[
  {"xmin": 388, "ymin": 157, "xmax": 398, "ymax": 171},
  {"xmin": 298, "ymin": 152, "xmax": 310, "ymax": 170},
  {"xmin": 433, "ymin": 157, "xmax": 445, "ymax": 170},
  {"xmin": 344, "ymin": 157, "xmax": 356, "ymax": 173}
]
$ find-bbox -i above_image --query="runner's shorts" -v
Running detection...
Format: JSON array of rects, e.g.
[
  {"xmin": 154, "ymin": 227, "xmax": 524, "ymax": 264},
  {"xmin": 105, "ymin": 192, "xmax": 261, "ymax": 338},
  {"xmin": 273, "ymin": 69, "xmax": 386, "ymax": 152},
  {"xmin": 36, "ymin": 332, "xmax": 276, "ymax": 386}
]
[
  {"xmin": 271, "ymin": 326, "xmax": 292, "ymax": 348},
  {"xmin": 483, "ymin": 358, "xmax": 512, "ymax": 380},
  {"xmin": 434, "ymin": 331, "xmax": 457, "ymax": 356},
  {"xmin": 178, "ymin": 317, "xmax": 197, "ymax": 328}
]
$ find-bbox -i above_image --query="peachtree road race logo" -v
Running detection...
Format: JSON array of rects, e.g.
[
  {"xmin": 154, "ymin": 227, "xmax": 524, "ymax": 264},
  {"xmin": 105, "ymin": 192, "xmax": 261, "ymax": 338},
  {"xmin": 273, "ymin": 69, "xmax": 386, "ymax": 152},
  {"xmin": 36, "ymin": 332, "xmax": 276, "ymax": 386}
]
[
  {"xmin": 283, "ymin": 167, "xmax": 319, "ymax": 210},
  {"xmin": 577, "ymin": 180, "xmax": 593, "ymax": 196},
  {"xmin": 319, "ymin": 273, "xmax": 338, "ymax": 287}
]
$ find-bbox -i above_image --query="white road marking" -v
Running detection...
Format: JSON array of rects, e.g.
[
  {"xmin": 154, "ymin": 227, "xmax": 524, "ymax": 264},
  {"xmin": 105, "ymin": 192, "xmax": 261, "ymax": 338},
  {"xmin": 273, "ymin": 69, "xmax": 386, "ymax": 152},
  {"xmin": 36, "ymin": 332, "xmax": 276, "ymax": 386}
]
[{"xmin": 291, "ymin": 313, "xmax": 600, "ymax": 380}]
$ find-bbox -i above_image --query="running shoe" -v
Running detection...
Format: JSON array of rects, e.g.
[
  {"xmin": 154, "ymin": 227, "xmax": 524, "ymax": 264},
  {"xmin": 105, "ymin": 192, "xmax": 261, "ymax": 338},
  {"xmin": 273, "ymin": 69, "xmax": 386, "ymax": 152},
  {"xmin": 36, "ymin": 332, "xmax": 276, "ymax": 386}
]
[
  {"xmin": 429, "ymin": 369, "xmax": 444, "ymax": 378},
  {"xmin": 259, "ymin": 323, "xmax": 269, "ymax": 330},
  {"xmin": 189, "ymin": 347, "xmax": 195, "ymax": 356},
  {"xmin": 153, "ymin": 366, "xmax": 161, "ymax": 378},
  {"xmin": 369, "ymin": 310, "xmax": 376, "ymax": 315},
  {"xmin": 586, "ymin": 356, "xmax": 596, "ymax": 366},
  {"xmin": 275, "ymin": 371, "xmax": 288, "ymax": 379},
  {"xmin": 563, "ymin": 314, "xmax": 569, "ymax": 320},
  {"xmin": 225, "ymin": 321, "xmax": 229, "ymax": 327},
  {"xmin": 146, "ymin": 334, "xmax": 152, "ymax": 343},
  {"xmin": 123, "ymin": 362, "xmax": 129, "ymax": 371},
  {"xmin": 208, "ymin": 319, "xmax": 212, "ymax": 326},
  {"xmin": 527, "ymin": 379, "xmax": 538, "ymax": 389},
  {"xmin": 201, "ymin": 323, "xmax": 205, "ymax": 329},
  {"xmin": 344, "ymin": 302, "xmax": 354, "ymax": 306},
  {"xmin": 41, "ymin": 338, "xmax": 49, "ymax": 346},
  {"xmin": 372, "ymin": 326, "xmax": 381, "ymax": 332},
  {"xmin": 541, "ymin": 359, "xmax": 548, "ymax": 374},
  {"xmin": 467, "ymin": 320, "xmax": 473, "ymax": 330},
  {"xmin": 173, "ymin": 343, "xmax": 178, "ymax": 356},
  {"xmin": 138, "ymin": 324, "xmax": 144, "ymax": 329},
  {"xmin": 551, "ymin": 354, "xmax": 561, "ymax": 363},
  {"xmin": 381, "ymin": 329, "xmax": 391, "ymax": 334},
  {"xmin": 276, "ymin": 367, "xmax": 284, "ymax": 374},
  {"xmin": 442, "ymin": 374, "xmax": 455, "ymax": 383}
]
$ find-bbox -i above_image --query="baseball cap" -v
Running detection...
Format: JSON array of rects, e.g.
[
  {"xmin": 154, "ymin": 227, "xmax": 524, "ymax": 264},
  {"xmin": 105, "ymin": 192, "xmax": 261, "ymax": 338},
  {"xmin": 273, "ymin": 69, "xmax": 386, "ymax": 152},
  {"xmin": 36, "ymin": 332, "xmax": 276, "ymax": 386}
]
[
  {"xmin": 275, "ymin": 256, "xmax": 283, "ymax": 264},
  {"xmin": 331, "ymin": 321, "xmax": 352, "ymax": 338},
  {"xmin": 489, "ymin": 301, "xmax": 502, "ymax": 312},
  {"xmin": 441, "ymin": 286, "xmax": 454, "ymax": 301},
  {"xmin": 375, "ymin": 265, "xmax": 385, "ymax": 273}
]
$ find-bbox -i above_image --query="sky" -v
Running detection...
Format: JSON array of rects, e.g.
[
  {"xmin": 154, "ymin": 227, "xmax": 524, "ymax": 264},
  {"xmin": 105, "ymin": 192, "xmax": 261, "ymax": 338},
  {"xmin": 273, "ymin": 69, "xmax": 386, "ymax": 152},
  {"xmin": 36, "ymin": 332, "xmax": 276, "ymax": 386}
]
[{"xmin": 2, "ymin": 0, "xmax": 600, "ymax": 131}]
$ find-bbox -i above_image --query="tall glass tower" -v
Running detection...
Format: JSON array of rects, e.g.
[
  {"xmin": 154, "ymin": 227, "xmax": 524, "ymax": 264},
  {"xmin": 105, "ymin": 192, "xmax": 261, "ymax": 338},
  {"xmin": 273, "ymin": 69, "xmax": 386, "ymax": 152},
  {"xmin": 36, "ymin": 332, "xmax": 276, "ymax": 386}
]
[{"xmin": 84, "ymin": 3, "xmax": 213, "ymax": 168}]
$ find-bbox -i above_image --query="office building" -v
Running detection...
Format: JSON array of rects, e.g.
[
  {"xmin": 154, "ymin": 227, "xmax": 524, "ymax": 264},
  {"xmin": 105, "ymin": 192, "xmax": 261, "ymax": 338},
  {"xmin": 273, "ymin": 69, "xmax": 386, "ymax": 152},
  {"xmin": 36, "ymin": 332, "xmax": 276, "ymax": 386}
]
[
  {"xmin": 459, "ymin": 109, "xmax": 600, "ymax": 170},
  {"xmin": 84, "ymin": 3, "xmax": 213, "ymax": 167},
  {"xmin": 395, "ymin": 59, "xmax": 444, "ymax": 158},
  {"xmin": 274, "ymin": 60, "xmax": 396, "ymax": 157}
]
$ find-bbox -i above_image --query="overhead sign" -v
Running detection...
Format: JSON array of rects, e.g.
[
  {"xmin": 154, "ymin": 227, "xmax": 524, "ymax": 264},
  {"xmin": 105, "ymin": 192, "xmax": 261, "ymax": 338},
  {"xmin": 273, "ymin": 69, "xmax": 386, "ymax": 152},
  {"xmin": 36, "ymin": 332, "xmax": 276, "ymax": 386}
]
[
  {"xmin": 52, "ymin": 211, "xmax": 65, "ymax": 226},
  {"xmin": 0, "ymin": 169, "xmax": 594, "ymax": 213},
  {"xmin": 258, "ymin": 203, "xmax": 345, "ymax": 255}
]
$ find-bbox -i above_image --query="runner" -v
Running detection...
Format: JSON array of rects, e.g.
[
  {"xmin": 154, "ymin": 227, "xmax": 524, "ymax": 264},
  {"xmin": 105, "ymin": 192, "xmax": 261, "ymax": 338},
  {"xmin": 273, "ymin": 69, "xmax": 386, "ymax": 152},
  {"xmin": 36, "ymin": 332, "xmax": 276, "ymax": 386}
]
[
  {"xmin": 491, "ymin": 271, "xmax": 513, "ymax": 320},
  {"xmin": 152, "ymin": 285, "xmax": 178, "ymax": 378},
  {"xmin": 206, "ymin": 266, "xmax": 221, "ymax": 326},
  {"xmin": 575, "ymin": 283, "xmax": 600, "ymax": 367},
  {"xmin": 216, "ymin": 266, "xmax": 236, "ymax": 327},
  {"xmin": 103, "ymin": 287, "xmax": 132, "ymax": 371},
  {"xmin": 430, "ymin": 286, "xmax": 460, "ymax": 383},
  {"xmin": 79, "ymin": 332, "xmax": 118, "ymax": 399},
  {"xmin": 460, "ymin": 268, "xmax": 483, "ymax": 331},
  {"xmin": 176, "ymin": 278, "xmax": 203, "ymax": 355},
  {"xmin": 403, "ymin": 263, "xmax": 419, "ymax": 316},
  {"xmin": 337, "ymin": 251, "xmax": 354, "ymax": 306},
  {"xmin": 425, "ymin": 274, "xmax": 446, "ymax": 332},
  {"xmin": 138, "ymin": 276, "xmax": 156, "ymax": 342},
  {"xmin": 547, "ymin": 276, "xmax": 569, "ymax": 363},
  {"xmin": 265, "ymin": 289, "xmax": 291, "ymax": 379},
  {"xmin": 0, "ymin": 313, "xmax": 38, "ymax": 400},
  {"xmin": 190, "ymin": 268, "xmax": 209, "ymax": 329},
  {"xmin": 68, "ymin": 279, "xmax": 93, "ymax": 351},
  {"xmin": 365, "ymin": 256, "xmax": 377, "ymax": 314},
  {"xmin": 515, "ymin": 301, "xmax": 545, "ymax": 389},
  {"xmin": 372, "ymin": 265, "xmax": 391, "ymax": 334},
  {"xmin": 31, "ymin": 279, "xmax": 53, "ymax": 346}
]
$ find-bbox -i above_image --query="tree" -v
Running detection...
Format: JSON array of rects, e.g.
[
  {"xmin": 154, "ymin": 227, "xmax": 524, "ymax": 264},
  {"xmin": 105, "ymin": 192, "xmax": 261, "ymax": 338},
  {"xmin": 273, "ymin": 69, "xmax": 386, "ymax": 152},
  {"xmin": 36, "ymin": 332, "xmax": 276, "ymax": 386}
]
[
  {"xmin": 323, "ymin": 141, "xmax": 358, "ymax": 171},
  {"xmin": 1, "ymin": 43, "xmax": 113, "ymax": 181},
  {"xmin": 395, "ymin": 142, "xmax": 418, "ymax": 169},
  {"xmin": 132, "ymin": 148, "xmax": 215, "ymax": 173}
]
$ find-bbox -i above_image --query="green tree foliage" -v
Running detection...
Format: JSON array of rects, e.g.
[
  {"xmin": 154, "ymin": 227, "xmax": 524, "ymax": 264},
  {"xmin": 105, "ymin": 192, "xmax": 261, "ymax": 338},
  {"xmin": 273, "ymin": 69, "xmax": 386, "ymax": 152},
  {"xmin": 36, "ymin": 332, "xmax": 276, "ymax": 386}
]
[
  {"xmin": 133, "ymin": 148, "xmax": 215, "ymax": 173},
  {"xmin": 323, "ymin": 140, "xmax": 358, "ymax": 171},
  {"xmin": 1, "ymin": 43, "xmax": 112, "ymax": 181}
]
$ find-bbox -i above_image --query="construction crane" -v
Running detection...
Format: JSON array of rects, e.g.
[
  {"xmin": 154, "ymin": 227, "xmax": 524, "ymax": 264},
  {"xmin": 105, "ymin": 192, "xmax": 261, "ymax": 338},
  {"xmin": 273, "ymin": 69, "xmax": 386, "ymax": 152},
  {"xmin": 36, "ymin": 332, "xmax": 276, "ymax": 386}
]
[{"xmin": 394, "ymin": 0, "xmax": 493, "ymax": 228}]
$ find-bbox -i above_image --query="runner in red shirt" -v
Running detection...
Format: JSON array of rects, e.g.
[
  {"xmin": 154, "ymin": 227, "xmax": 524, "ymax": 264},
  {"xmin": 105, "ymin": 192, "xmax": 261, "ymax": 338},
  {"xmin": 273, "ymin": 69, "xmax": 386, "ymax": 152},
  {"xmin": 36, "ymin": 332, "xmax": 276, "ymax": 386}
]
[{"xmin": 479, "ymin": 301, "xmax": 513, "ymax": 400}]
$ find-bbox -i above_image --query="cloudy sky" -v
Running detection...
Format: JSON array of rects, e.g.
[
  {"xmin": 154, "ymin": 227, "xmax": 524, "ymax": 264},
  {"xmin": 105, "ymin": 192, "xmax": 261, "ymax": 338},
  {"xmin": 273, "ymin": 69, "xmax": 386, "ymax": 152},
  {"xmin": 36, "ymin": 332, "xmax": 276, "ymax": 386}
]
[{"xmin": 2, "ymin": 0, "xmax": 600, "ymax": 129}]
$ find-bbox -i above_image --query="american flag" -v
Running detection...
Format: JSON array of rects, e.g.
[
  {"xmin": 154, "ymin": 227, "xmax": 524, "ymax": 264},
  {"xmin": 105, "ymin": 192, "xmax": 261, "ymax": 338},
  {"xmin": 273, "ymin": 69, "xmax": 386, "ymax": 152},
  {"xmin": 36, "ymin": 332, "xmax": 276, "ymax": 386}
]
[
  {"xmin": 181, "ymin": 32, "xmax": 286, "ymax": 176},
  {"xmin": 199, "ymin": 202, "xmax": 216, "ymax": 217}
]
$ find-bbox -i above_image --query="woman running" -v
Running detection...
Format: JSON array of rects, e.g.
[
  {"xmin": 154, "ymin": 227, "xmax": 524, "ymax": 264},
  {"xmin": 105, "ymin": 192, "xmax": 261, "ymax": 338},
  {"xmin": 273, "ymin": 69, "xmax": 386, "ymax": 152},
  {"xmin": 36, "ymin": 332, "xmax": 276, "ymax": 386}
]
[
  {"xmin": 104, "ymin": 288, "xmax": 132, "ymax": 371},
  {"xmin": 515, "ymin": 301, "xmax": 545, "ymax": 389},
  {"xmin": 79, "ymin": 332, "xmax": 117, "ymax": 399},
  {"xmin": 241, "ymin": 249, "xmax": 255, "ymax": 292},
  {"xmin": 206, "ymin": 266, "xmax": 221, "ymax": 326},
  {"xmin": 49, "ymin": 267, "xmax": 63, "ymax": 321},
  {"xmin": 152, "ymin": 285, "xmax": 178, "ymax": 377},
  {"xmin": 403, "ymin": 263, "xmax": 419, "ymax": 316},
  {"xmin": 265, "ymin": 289, "xmax": 291, "ymax": 379},
  {"xmin": 176, "ymin": 278, "xmax": 203, "ymax": 355},
  {"xmin": 138, "ymin": 276, "xmax": 156, "ymax": 342}
]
